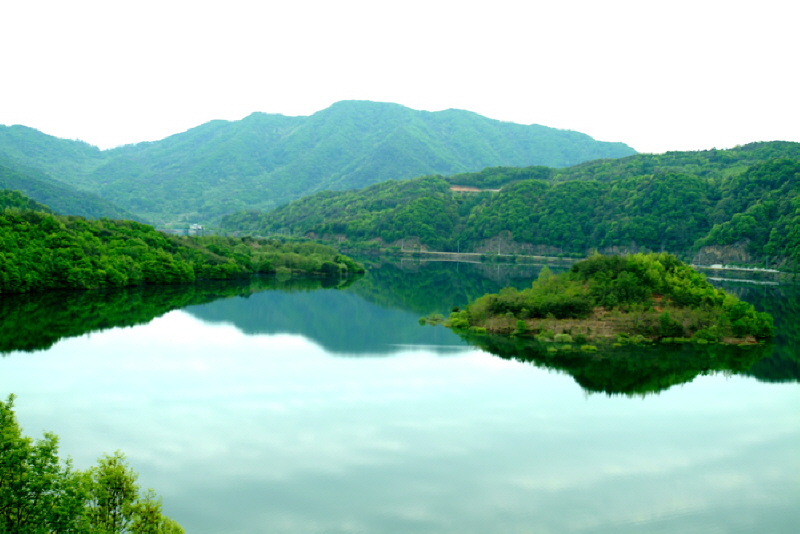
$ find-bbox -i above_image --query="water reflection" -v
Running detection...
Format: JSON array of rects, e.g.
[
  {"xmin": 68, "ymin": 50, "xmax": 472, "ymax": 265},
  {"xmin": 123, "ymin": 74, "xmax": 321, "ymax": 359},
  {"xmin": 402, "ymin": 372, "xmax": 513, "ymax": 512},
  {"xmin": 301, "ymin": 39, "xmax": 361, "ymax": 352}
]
[
  {"xmin": 0, "ymin": 276, "xmax": 346, "ymax": 353},
  {"xmin": 452, "ymin": 331, "xmax": 771, "ymax": 395},
  {"xmin": 2, "ymin": 261, "xmax": 798, "ymax": 385},
  {"xmin": 0, "ymin": 261, "xmax": 798, "ymax": 533},
  {"xmin": 714, "ymin": 282, "xmax": 800, "ymax": 383},
  {"xmin": 0, "ymin": 260, "xmax": 548, "ymax": 357},
  {"xmin": 3, "ymin": 313, "xmax": 797, "ymax": 533},
  {"xmin": 184, "ymin": 284, "xmax": 467, "ymax": 356}
]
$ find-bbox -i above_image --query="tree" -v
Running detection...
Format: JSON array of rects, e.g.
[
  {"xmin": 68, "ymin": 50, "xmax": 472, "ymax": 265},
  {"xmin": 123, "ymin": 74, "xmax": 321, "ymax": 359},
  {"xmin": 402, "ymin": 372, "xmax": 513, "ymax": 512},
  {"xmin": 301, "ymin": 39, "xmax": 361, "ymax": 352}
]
[
  {"xmin": 0, "ymin": 395, "xmax": 184, "ymax": 533},
  {"xmin": 85, "ymin": 452, "xmax": 140, "ymax": 532},
  {"xmin": 131, "ymin": 490, "xmax": 185, "ymax": 534},
  {"xmin": 0, "ymin": 394, "xmax": 86, "ymax": 532}
]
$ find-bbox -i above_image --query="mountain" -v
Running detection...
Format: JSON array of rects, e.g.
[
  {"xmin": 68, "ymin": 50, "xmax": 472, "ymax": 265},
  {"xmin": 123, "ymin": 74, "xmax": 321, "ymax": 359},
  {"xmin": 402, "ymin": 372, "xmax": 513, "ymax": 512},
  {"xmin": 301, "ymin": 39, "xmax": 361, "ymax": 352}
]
[
  {"xmin": 218, "ymin": 142, "xmax": 800, "ymax": 269},
  {"xmin": 0, "ymin": 125, "xmax": 106, "ymax": 181},
  {"xmin": 0, "ymin": 160, "xmax": 136, "ymax": 220},
  {"xmin": 0, "ymin": 101, "xmax": 636, "ymax": 223},
  {"xmin": 0, "ymin": 125, "xmax": 139, "ymax": 219}
]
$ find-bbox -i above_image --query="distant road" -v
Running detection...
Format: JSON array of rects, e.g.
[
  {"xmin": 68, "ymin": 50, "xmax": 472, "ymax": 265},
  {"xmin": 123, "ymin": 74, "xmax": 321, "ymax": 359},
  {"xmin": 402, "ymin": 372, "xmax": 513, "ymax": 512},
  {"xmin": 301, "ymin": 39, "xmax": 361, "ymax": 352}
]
[
  {"xmin": 399, "ymin": 249, "xmax": 577, "ymax": 264},
  {"xmin": 399, "ymin": 250, "xmax": 792, "ymax": 277}
]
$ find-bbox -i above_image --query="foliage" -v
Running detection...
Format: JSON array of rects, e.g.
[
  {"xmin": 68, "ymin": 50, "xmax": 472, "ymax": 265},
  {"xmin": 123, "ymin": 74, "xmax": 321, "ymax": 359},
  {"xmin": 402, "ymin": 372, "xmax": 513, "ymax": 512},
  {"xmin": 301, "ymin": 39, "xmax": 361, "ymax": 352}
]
[
  {"xmin": 0, "ymin": 189, "xmax": 54, "ymax": 212},
  {"xmin": 550, "ymin": 141, "xmax": 800, "ymax": 184},
  {"xmin": 696, "ymin": 159, "xmax": 800, "ymax": 264},
  {"xmin": 0, "ymin": 204, "xmax": 363, "ymax": 295},
  {"xmin": 446, "ymin": 253, "xmax": 775, "ymax": 342},
  {"xmin": 0, "ymin": 394, "xmax": 183, "ymax": 532},
  {"xmin": 462, "ymin": 266, "xmax": 594, "ymax": 323},
  {"xmin": 0, "ymin": 395, "xmax": 84, "ymax": 531}
]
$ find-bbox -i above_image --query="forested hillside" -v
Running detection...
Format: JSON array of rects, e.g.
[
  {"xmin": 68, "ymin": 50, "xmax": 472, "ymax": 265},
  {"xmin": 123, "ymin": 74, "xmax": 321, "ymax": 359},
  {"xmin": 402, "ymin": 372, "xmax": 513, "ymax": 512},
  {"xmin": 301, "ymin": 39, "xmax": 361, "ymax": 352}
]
[
  {"xmin": 0, "ymin": 197, "xmax": 363, "ymax": 294},
  {"xmin": 0, "ymin": 101, "xmax": 635, "ymax": 223},
  {"xmin": 0, "ymin": 160, "xmax": 135, "ymax": 219},
  {"xmin": 219, "ymin": 142, "xmax": 800, "ymax": 269}
]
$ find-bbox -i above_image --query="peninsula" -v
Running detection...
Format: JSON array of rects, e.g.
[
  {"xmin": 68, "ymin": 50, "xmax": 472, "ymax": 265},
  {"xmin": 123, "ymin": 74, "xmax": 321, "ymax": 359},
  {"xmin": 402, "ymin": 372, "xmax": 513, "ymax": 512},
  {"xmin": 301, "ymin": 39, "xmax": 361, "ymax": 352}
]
[{"xmin": 0, "ymin": 193, "xmax": 364, "ymax": 295}]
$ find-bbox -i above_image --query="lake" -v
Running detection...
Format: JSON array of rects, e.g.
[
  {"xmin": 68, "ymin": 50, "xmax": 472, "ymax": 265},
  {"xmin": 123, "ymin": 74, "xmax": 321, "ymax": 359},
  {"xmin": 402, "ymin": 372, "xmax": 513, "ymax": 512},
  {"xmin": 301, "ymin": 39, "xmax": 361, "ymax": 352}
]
[{"xmin": 1, "ymin": 260, "xmax": 798, "ymax": 533}]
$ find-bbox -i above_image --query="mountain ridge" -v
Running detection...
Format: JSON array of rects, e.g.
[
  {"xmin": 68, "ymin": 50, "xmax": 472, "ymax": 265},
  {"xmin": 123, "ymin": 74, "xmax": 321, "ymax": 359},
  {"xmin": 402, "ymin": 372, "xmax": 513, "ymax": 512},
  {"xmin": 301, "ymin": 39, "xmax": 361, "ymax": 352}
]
[
  {"xmin": 0, "ymin": 159, "xmax": 137, "ymax": 220},
  {"xmin": 0, "ymin": 101, "xmax": 636, "ymax": 223}
]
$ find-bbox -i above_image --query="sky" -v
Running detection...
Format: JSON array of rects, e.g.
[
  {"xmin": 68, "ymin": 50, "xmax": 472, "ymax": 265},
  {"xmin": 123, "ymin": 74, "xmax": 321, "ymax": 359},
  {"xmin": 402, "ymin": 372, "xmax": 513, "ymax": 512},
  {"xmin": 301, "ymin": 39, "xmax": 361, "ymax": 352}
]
[{"xmin": 1, "ymin": 0, "xmax": 797, "ymax": 154}]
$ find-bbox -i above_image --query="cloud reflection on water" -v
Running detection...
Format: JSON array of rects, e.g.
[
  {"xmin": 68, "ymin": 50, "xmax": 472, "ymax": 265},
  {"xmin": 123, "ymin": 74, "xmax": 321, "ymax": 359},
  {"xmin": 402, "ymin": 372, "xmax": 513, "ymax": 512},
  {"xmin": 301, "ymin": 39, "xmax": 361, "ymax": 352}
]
[{"xmin": 2, "ymin": 310, "xmax": 798, "ymax": 533}]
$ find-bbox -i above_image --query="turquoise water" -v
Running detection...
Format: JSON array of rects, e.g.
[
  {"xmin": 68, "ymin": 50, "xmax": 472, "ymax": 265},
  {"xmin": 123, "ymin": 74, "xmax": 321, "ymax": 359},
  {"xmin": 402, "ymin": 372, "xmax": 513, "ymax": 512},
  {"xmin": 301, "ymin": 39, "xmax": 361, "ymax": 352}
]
[{"xmin": 2, "ymin": 262, "xmax": 798, "ymax": 533}]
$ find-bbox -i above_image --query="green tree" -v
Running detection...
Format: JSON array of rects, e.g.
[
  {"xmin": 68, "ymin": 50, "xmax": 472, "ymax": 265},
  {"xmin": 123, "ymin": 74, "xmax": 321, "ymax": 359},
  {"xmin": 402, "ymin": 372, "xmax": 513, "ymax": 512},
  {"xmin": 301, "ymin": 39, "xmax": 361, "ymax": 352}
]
[
  {"xmin": 0, "ymin": 395, "xmax": 184, "ymax": 533},
  {"xmin": 0, "ymin": 394, "xmax": 86, "ymax": 532},
  {"xmin": 85, "ymin": 452, "xmax": 140, "ymax": 532}
]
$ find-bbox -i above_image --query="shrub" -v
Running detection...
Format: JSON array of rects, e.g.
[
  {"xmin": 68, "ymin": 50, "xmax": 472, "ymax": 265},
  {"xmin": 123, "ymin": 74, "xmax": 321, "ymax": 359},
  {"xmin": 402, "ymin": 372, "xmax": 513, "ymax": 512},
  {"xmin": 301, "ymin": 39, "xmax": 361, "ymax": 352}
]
[
  {"xmin": 421, "ymin": 313, "xmax": 444, "ymax": 325},
  {"xmin": 658, "ymin": 311, "xmax": 685, "ymax": 338},
  {"xmin": 537, "ymin": 329, "xmax": 555, "ymax": 342},
  {"xmin": 445, "ymin": 310, "xmax": 471, "ymax": 329},
  {"xmin": 693, "ymin": 326, "xmax": 722, "ymax": 343}
]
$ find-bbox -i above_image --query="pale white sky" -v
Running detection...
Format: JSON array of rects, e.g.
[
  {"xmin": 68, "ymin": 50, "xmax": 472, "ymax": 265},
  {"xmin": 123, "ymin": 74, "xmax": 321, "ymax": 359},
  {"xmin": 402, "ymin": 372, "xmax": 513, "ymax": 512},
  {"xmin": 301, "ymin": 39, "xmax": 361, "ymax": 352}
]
[{"xmin": 1, "ymin": 0, "xmax": 797, "ymax": 154}]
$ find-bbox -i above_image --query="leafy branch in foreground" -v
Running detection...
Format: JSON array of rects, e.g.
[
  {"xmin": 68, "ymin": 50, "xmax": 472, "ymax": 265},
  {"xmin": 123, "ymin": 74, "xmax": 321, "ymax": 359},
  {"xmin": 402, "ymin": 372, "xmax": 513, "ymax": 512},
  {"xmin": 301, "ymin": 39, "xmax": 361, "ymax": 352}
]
[{"xmin": 0, "ymin": 394, "xmax": 183, "ymax": 532}]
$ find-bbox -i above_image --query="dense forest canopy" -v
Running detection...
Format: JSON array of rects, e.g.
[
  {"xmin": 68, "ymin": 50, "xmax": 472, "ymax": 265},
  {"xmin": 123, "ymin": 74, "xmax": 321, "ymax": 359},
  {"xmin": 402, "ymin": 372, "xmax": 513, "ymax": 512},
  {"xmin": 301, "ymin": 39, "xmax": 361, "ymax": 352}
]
[
  {"xmin": 0, "ymin": 194, "xmax": 364, "ymax": 295},
  {"xmin": 0, "ymin": 101, "xmax": 635, "ymax": 224},
  {"xmin": 0, "ymin": 188, "xmax": 53, "ymax": 213},
  {"xmin": 220, "ymin": 142, "xmax": 800, "ymax": 269}
]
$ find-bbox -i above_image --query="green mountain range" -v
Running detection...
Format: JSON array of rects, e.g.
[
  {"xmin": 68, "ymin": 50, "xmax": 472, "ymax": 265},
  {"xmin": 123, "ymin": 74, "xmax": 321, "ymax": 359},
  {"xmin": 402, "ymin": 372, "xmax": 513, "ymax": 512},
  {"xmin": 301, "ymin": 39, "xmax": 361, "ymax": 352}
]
[
  {"xmin": 0, "ymin": 101, "xmax": 635, "ymax": 224},
  {"xmin": 219, "ymin": 141, "xmax": 800, "ymax": 269},
  {"xmin": 0, "ymin": 159, "xmax": 136, "ymax": 220}
]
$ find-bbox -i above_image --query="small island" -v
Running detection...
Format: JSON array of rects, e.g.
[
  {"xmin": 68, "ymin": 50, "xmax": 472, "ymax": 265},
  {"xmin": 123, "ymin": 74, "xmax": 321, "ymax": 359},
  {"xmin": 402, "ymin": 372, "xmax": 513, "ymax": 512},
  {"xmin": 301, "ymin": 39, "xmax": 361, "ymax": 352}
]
[{"xmin": 444, "ymin": 253, "xmax": 775, "ymax": 346}]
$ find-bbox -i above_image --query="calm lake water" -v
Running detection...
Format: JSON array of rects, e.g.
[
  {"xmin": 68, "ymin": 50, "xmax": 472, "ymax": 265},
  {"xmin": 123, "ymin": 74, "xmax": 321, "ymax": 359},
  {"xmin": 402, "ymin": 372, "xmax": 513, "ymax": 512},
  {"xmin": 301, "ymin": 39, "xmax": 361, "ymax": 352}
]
[{"xmin": 1, "ymin": 261, "xmax": 798, "ymax": 533}]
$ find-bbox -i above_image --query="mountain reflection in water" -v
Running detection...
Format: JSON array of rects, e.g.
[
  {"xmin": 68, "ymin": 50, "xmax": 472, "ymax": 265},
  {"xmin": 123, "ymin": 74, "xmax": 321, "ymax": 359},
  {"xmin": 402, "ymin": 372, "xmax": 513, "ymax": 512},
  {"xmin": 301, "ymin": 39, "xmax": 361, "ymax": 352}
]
[
  {"xmin": 0, "ymin": 259, "xmax": 798, "ymax": 533},
  {"xmin": 2, "ymin": 259, "xmax": 798, "ymax": 386}
]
